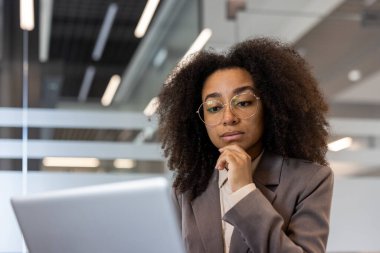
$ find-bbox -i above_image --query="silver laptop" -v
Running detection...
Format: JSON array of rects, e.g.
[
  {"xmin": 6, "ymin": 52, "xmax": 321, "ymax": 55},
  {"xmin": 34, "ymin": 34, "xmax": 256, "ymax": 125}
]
[{"xmin": 11, "ymin": 177, "xmax": 185, "ymax": 253}]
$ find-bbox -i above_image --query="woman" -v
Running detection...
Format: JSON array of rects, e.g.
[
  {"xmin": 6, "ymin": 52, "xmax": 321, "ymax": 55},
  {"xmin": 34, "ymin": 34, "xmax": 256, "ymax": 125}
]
[{"xmin": 157, "ymin": 38, "xmax": 334, "ymax": 253}]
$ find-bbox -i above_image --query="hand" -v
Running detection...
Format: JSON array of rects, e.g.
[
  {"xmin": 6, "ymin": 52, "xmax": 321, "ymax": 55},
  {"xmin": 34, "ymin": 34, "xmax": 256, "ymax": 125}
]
[{"xmin": 215, "ymin": 144, "xmax": 253, "ymax": 192}]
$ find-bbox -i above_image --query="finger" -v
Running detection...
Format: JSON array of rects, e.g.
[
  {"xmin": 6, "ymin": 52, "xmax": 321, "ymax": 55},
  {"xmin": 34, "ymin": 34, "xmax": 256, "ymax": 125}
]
[
  {"xmin": 215, "ymin": 151, "xmax": 232, "ymax": 170},
  {"xmin": 215, "ymin": 155, "xmax": 228, "ymax": 170},
  {"xmin": 219, "ymin": 148, "xmax": 250, "ymax": 165},
  {"xmin": 219, "ymin": 144, "xmax": 248, "ymax": 156},
  {"xmin": 215, "ymin": 152, "xmax": 239, "ymax": 171}
]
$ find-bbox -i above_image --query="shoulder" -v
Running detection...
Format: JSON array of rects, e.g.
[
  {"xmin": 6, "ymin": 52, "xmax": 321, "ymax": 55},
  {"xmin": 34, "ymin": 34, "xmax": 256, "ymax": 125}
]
[
  {"xmin": 171, "ymin": 185, "xmax": 192, "ymax": 206},
  {"xmin": 257, "ymin": 152, "xmax": 333, "ymax": 184},
  {"xmin": 282, "ymin": 156, "xmax": 333, "ymax": 181},
  {"xmin": 280, "ymin": 156, "xmax": 334, "ymax": 197}
]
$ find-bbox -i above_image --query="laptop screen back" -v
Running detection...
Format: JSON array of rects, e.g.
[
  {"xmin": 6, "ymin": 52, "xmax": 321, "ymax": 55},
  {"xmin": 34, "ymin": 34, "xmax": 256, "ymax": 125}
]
[{"xmin": 11, "ymin": 177, "xmax": 184, "ymax": 253}]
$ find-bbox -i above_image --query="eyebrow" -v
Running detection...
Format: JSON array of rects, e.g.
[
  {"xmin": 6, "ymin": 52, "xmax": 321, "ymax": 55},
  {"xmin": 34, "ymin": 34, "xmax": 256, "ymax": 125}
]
[{"xmin": 204, "ymin": 85, "xmax": 254, "ymax": 101}]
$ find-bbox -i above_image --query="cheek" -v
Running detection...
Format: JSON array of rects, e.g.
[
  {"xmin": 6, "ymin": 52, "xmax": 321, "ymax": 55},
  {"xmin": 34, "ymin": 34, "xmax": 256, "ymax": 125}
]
[
  {"xmin": 205, "ymin": 126, "xmax": 221, "ymax": 147},
  {"xmin": 250, "ymin": 113, "xmax": 265, "ymax": 137}
]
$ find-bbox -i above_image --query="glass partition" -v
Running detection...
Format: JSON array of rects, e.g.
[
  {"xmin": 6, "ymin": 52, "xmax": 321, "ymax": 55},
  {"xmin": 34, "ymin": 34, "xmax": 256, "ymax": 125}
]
[{"xmin": 0, "ymin": 0, "xmax": 200, "ymax": 252}]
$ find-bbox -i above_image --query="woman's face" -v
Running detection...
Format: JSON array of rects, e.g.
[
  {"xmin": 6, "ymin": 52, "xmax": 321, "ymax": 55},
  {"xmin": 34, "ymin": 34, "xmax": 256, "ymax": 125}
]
[{"xmin": 201, "ymin": 67, "xmax": 264, "ymax": 158}]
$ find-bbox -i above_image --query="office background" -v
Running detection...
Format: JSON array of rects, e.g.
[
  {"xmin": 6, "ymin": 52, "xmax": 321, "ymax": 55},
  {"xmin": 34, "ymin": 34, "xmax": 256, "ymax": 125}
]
[{"xmin": 1, "ymin": 0, "xmax": 380, "ymax": 252}]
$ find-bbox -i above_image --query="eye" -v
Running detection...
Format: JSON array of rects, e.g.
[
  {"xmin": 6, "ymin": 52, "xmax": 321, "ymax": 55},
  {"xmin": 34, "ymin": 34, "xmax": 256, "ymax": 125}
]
[
  {"xmin": 232, "ymin": 92, "xmax": 258, "ymax": 108},
  {"xmin": 233, "ymin": 98, "xmax": 254, "ymax": 108},
  {"xmin": 206, "ymin": 105, "xmax": 223, "ymax": 113},
  {"xmin": 203, "ymin": 100, "xmax": 224, "ymax": 113},
  {"xmin": 236, "ymin": 100, "xmax": 252, "ymax": 107}
]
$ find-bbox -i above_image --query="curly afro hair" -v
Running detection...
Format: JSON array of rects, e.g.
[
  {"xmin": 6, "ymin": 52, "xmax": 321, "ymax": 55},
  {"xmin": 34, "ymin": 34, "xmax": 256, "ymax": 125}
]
[{"xmin": 157, "ymin": 37, "xmax": 329, "ymax": 199}]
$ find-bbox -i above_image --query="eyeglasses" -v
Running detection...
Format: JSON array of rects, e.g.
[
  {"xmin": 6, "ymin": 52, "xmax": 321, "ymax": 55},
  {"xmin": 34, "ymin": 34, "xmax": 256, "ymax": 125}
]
[{"xmin": 196, "ymin": 91, "xmax": 260, "ymax": 126}]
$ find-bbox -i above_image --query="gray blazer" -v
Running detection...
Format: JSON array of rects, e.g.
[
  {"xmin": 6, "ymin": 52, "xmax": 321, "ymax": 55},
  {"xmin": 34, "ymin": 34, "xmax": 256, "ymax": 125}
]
[{"xmin": 172, "ymin": 152, "xmax": 334, "ymax": 253}]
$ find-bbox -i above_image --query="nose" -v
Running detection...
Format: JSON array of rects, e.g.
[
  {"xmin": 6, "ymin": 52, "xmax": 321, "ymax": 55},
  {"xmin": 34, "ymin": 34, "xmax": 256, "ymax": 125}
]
[{"xmin": 222, "ymin": 105, "xmax": 238, "ymax": 126}]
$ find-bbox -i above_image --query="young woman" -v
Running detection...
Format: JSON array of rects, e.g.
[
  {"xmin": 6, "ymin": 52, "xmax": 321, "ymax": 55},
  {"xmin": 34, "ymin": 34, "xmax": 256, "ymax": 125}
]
[{"xmin": 157, "ymin": 38, "xmax": 334, "ymax": 253}]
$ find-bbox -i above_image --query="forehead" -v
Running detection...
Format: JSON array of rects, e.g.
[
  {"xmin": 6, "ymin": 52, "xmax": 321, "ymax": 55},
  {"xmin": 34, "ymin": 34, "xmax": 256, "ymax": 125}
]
[{"xmin": 202, "ymin": 68, "xmax": 254, "ymax": 99}]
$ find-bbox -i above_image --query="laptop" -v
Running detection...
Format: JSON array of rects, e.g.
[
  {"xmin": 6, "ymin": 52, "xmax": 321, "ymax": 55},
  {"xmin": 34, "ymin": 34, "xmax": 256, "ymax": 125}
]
[{"xmin": 11, "ymin": 177, "xmax": 185, "ymax": 253}]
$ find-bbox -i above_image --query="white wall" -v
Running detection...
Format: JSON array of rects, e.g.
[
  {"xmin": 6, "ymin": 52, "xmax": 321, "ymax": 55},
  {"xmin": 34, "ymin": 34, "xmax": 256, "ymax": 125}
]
[{"xmin": 328, "ymin": 178, "xmax": 380, "ymax": 252}]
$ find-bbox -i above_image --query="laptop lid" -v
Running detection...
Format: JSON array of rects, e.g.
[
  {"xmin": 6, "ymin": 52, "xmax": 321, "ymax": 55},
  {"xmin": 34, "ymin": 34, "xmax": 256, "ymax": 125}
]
[{"xmin": 11, "ymin": 177, "xmax": 185, "ymax": 253}]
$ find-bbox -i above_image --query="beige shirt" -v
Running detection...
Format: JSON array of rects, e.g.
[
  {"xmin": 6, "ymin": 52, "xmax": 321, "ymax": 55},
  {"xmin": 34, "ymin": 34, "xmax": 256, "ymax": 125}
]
[{"xmin": 218, "ymin": 152, "xmax": 263, "ymax": 253}]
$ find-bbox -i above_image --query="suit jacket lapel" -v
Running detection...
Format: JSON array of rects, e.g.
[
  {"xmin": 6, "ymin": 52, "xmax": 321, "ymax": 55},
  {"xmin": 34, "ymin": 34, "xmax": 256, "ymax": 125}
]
[
  {"xmin": 191, "ymin": 152, "xmax": 284, "ymax": 252},
  {"xmin": 229, "ymin": 152, "xmax": 284, "ymax": 252},
  {"xmin": 253, "ymin": 151, "xmax": 283, "ymax": 203},
  {"xmin": 191, "ymin": 171, "xmax": 224, "ymax": 253}
]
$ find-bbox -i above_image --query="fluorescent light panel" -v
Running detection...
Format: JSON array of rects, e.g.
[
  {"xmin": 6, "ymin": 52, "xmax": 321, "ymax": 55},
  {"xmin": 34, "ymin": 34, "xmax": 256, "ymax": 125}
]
[
  {"xmin": 134, "ymin": 126, "xmax": 156, "ymax": 144},
  {"xmin": 101, "ymin": 74, "xmax": 121, "ymax": 106},
  {"xmin": 92, "ymin": 3, "xmax": 118, "ymax": 61},
  {"xmin": 39, "ymin": 0, "xmax": 53, "ymax": 62},
  {"xmin": 0, "ymin": 1, "xmax": 3, "ymax": 61},
  {"xmin": 153, "ymin": 48, "xmax": 168, "ymax": 67},
  {"xmin": 328, "ymin": 137, "xmax": 353, "ymax": 152},
  {"xmin": 78, "ymin": 66, "xmax": 96, "ymax": 102},
  {"xmin": 20, "ymin": 0, "xmax": 35, "ymax": 31},
  {"xmin": 182, "ymin": 28, "xmax": 212, "ymax": 61},
  {"xmin": 113, "ymin": 159, "xmax": 136, "ymax": 169},
  {"xmin": 348, "ymin": 69, "xmax": 362, "ymax": 82},
  {"xmin": 143, "ymin": 97, "xmax": 159, "ymax": 117},
  {"xmin": 134, "ymin": 0, "xmax": 160, "ymax": 38},
  {"xmin": 43, "ymin": 157, "xmax": 100, "ymax": 167}
]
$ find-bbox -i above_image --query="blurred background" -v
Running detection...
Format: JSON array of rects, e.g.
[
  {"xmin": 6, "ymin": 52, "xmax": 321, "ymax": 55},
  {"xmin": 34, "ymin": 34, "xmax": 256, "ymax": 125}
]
[{"xmin": 1, "ymin": 0, "xmax": 380, "ymax": 252}]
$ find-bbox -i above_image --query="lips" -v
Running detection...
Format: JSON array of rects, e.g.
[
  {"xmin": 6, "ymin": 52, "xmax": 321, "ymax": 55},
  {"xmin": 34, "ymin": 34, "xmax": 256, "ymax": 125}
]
[{"xmin": 220, "ymin": 131, "xmax": 244, "ymax": 142}]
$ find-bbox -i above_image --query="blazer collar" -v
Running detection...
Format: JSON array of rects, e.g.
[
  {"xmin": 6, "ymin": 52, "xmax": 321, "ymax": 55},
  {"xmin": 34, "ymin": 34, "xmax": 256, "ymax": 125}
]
[
  {"xmin": 254, "ymin": 151, "xmax": 283, "ymax": 186},
  {"xmin": 191, "ymin": 171, "xmax": 224, "ymax": 253},
  {"xmin": 229, "ymin": 152, "xmax": 284, "ymax": 252},
  {"xmin": 190, "ymin": 151, "xmax": 284, "ymax": 252},
  {"xmin": 252, "ymin": 151, "xmax": 283, "ymax": 205}
]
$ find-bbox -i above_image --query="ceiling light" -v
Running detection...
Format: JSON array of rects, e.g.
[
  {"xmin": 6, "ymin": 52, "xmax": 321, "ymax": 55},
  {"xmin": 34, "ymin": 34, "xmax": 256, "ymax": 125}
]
[
  {"xmin": 20, "ymin": 0, "xmax": 35, "ymax": 31},
  {"xmin": 42, "ymin": 157, "xmax": 100, "ymax": 167},
  {"xmin": 143, "ymin": 97, "xmax": 159, "ymax": 117},
  {"xmin": 348, "ymin": 69, "xmax": 362, "ymax": 82},
  {"xmin": 153, "ymin": 48, "xmax": 168, "ymax": 67},
  {"xmin": 182, "ymin": 28, "xmax": 212, "ymax": 62},
  {"xmin": 78, "ymin": 66, "xmax": 96, "ymax": 102},
  {"xmin": 39, "ymin": 0, "xmax": 53, "ymax": 62},
  {"xmin": 328, "ymin": 137, "xmax": 353, "ymax": 152},
  {"xmin": 134, "ymin": 0, "xmax": 160, "ymax": 38},
  {"xmin": 92, "ymin": 3, "xmax": 118, "ymax": 61},
  {"xmin": 101, "ymin": 75, "xmax": 121, "ymax": 106},
  {"xmin": 113, "ymin": 159, "xmax": 136, "ymax": 169},
  {"xmin": 134, "ymin": 126, "xmax": 156, "ymax": 144}
]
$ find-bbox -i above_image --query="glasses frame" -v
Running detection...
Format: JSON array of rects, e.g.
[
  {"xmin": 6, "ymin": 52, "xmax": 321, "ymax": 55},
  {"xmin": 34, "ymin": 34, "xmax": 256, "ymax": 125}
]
[{"xmin": 196, "ymin": 91, "xmax": 261, "ymax": 126}]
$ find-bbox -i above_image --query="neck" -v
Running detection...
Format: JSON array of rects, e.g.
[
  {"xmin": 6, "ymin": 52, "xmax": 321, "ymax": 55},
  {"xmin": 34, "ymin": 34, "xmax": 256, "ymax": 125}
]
[{"xmin": 247, "ymin": 141, "xmax": 263, "ymax": 161}]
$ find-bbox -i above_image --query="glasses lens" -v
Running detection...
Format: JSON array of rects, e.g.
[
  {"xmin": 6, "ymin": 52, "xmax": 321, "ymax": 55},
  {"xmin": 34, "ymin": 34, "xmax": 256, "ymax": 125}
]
[
  {"xmin": 198, "ymin": 100, "xmax": 224, "ymax": 125},
  {"xmin": 196, "ymin": 92, "xmax": 260, "ymax": 125},
  {"xmin": 231, "ymin": 92, "xmax": 259, "ymax": 119}
]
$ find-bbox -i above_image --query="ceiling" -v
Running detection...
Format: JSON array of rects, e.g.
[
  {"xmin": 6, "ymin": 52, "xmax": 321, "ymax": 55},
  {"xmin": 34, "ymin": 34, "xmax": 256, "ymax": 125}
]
[
  {"xmin": 1, "ymin": 0, "xmax": 163, "ymax": 107},
  {"xmin": 1, "ymin": 0, "xmax": 380, "ymax": 175}
]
